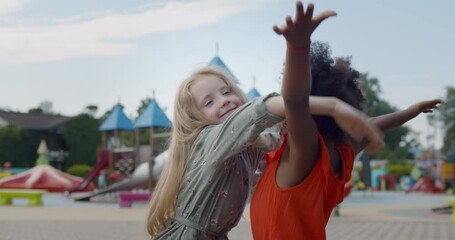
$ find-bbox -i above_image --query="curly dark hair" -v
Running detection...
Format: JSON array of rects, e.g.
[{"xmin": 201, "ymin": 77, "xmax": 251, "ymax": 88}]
[{"xmin": 310, "ymin": 41, "xmax": 366, "ymax": 143}]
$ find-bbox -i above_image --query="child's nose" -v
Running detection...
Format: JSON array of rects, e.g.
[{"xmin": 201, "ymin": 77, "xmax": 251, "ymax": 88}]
[{"xmin": 221, "ymin": 97, "xmax": 230, "ymax": 107}]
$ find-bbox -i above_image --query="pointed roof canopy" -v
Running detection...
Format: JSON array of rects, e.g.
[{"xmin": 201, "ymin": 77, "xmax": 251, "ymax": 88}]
[
  {"xmin": 246, "ymin": 88, "xmax": 261, "ymax": 101},
  {"xmin": 134, "ymin": 99, "xmax": 172, "ymax": 128},
  {"xmin": 208, "ymin": 56, "xmax": 240, "ymax": 84},
  {"xmin": 99, "ymin": 104, "xmax": 134, "ymax": 131}
]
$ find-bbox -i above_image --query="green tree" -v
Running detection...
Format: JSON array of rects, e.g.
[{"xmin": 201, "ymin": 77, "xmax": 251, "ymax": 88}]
[
  {"xmin": 357, "ymin": 73, "xmax": 415, "ymax": 161},
  {"xmin": 357, "ymin": 73, "xmax": 397, "ymax": 116},
  {"xmin": 0, "ymin": 124, "xmax": 49, "ymax": 167},
  {"xmin": 438, "ymin": 86, "xmax": 455, "ymax": 162},
  {"xmin": 0, "ymin": 124, "xmax": 23, "ymax": 166},
  {"xmin": 137, "ymin": 97, "xmax": 151, "ymax": 118},
  {"xmin": 83, "ymin": 105, "xmax": 98, "ymax": 117},
  {"xmin": 62, "ymin": 114, "xmax": 101, "ymax": 168},
  {"xmin": 28, "ymin": 108, "xmax": 43, "ymax": 114},
  {"xmin": 28, "ymin": 100, "xmax": 55, "ymax": 114}
]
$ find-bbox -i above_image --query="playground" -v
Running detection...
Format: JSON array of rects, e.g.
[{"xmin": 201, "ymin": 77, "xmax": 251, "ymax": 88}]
[
  {"xmin": 1, "ymin": 98, "xmax": 455, "ymax": 239},
  {"xmin": 0, "ymin": 191, "xmax": 454, "ymax": 240},
  {"xmin": 0, "ymin": 55, "xmax": 454, "ymax": 239}
]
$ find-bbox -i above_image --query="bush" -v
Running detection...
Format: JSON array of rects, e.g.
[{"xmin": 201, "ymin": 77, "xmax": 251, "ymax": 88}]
[
  {"xmin": 353, "ymin": 165, "xmax": 363, "ymax": 180},
  {"xmin": 66, "ymin": 164, "xmax": 92, "ymax": 178},
  {"xmin": 386, "ymin": 163, "xmax": 414, "ymax": 178}
]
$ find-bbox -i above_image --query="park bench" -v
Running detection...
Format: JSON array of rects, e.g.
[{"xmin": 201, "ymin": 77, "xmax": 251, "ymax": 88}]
[
  {"xmin": 0, "ymin": 189, "xmax": 46, "ymax": 206},
  {"xmin": 117, "ymin": 191, "xmax": 152, "ymax": 208}
]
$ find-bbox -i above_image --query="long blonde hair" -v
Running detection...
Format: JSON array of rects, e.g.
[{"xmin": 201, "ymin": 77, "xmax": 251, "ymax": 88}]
[{"xmin": 146, "ymin": 67, "xmax": 247, "ymax": 238}]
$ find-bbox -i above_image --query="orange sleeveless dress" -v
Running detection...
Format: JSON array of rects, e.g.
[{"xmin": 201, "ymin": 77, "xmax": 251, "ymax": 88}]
[{"xmin": 250, "ymin": 134, "xmax": 355, "ymax": 240}]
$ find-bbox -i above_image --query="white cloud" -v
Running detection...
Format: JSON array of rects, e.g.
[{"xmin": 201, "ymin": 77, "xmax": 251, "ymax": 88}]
[
  {"xmin": 0, "ymin": 0, "xmax": 28, "ymax": 15},
  {"xmin": 0, "ymin": 0, "xmax": 267, "ymax": 64}
]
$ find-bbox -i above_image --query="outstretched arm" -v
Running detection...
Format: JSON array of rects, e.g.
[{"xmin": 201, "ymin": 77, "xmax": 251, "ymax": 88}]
[
  {"xmin": 358, "ymin": 99, "xmax": 443, "ymax": 150},
  {"xmin": 266, "ymin": 95, "xmax": 384, "ymax": 151},
  {"xmin": 368, "ymin": 99, "xmax": 443, "ymax": 132}
]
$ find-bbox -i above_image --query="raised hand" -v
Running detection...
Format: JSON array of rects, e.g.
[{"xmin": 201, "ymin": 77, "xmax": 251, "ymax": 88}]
[
  {"xmin": 408, "ymin": 99, "xmax": 443, "ymax": 113},
  {"xmin": 273, "ymin": 1, "xmax": 336, "ymax": 48}
]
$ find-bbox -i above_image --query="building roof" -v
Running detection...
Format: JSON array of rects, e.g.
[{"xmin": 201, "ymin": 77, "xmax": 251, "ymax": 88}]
[
  {"xmin": 0, "ymin": 110, "xmax": 70, "ymax": 131},
  {"xmin": 246, "ymin": 88, "xmax": 261, "ymax": 101},
  {"xmin": 208, "ymin": 56, "xmax": 240, "ymax": 84},
  {"xmin": 98, "ymin": 104, "xmax": 135, "ymax": 131},
  {"xmin": 134, "ymin": 99, "xmax": 172, "ymax": 128}
]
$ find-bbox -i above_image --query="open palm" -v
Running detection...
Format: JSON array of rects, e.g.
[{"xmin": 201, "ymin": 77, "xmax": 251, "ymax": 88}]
[{"xmin": 273, "ymin": 1, "xmax": 337, "ymax": 48}]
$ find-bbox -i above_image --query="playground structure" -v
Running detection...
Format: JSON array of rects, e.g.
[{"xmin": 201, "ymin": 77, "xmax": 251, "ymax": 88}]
[
  {"xmin": 0, "ymin": 99, "xmax": 172, "ymax": 198},
  {"xmin": 405, "ymin": 158, "xmax": 454, "ymax": 194},
  {"xmin": 69, "ymin": 99, "xmax": 172, "ymax": 200},
  {"xmin": 73, "ymin": 149, "xmax": 168, "ymax": 201},
  {"xmin": 350, "ymin": 154, "xmax": 454, "ymax": 194},
  {"xmin": 68, "ymin": 149, "xmax": 110, "ymax": 193}
]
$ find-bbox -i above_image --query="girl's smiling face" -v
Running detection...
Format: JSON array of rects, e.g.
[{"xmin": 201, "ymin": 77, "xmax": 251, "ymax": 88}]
[{"xmin": 190, "ymin": 75, "xmax": 242, "ymax": 124}]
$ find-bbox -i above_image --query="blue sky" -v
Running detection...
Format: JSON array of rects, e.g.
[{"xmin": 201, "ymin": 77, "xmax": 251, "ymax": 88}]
[{"xmin": 0, "ymin": 0, "xmax": 453, "ymax": 149}]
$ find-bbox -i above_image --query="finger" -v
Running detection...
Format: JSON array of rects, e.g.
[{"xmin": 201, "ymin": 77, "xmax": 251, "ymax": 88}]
[
  {"xmin": 303, "ymin": 3, "xmax": 314, "ymax": 24},
  {"xmin": 273, "ymin": 25, "xmax": 284, "ymax": 35},
  {"xmin": 429, "ymin": 104, "xmax": 439, "ymax": 109},
  {"xmin": 424, "ymin": 99, "xmax": 443, "ymax": 107},
  {"xmin": 312, "ymin": 11, "xmax": 337, "ymax": 29},
  {"xmin": 295, "ymin": 1, "xmax": 304, "ymax": 22},
  {"xmin": 432, "ymin": 99, "xmax": 444, "ymax": 104},
  {"xmin": 286, "ymin": 16, "xmax": 294, "ymax": 28}
]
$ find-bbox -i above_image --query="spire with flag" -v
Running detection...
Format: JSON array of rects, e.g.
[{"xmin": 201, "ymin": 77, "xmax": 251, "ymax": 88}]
[
  {"xmin": 208, "ymin": 42, "xmax": 240, "ymax": 84},
  {"xmin": 99, "ymin": 104, "xmax": 135, "ymax": 131},
  {"xmin": 134, "ymin": 91, "xmax": 172, "ymax": 129}
]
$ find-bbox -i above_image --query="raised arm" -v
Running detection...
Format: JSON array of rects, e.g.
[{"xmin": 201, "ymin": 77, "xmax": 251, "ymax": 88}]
[{"xmin": 274, "ymin": 2, "xmax": 336, "ymax": 187}]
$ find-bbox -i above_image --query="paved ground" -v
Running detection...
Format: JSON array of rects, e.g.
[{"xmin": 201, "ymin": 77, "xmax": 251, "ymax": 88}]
[{"xmin": 0, "ymin": 191, "xmax": 454, "ymax": 240}]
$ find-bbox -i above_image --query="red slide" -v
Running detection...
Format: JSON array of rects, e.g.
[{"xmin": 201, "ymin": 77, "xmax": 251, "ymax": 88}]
[
  {"xmin": 405, "ymin": 176, "xmax": 435, "ymax": 194},
  {"xmin": 69, "ymin": 149, "xmax": 109, "ymax": 193}
]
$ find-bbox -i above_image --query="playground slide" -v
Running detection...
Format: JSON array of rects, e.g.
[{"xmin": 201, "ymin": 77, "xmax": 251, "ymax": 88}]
[
  {"xmin": 431, "ymin": 205, "xmax": 452, "ymax": 214},
  {"xmin": 69, "ymin": 150, "xmax": 110, "ymax": 193},
  {"xmin": 405, "ymin": 176, "xmax": 435, "ymax": 194},
  {"xmin": 74, "ymin": 174, "xmax": 148, "ymax": 201},
  {"xmin": 74, "ymin": 150, "xmax": 169, "ymax": 201}
]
